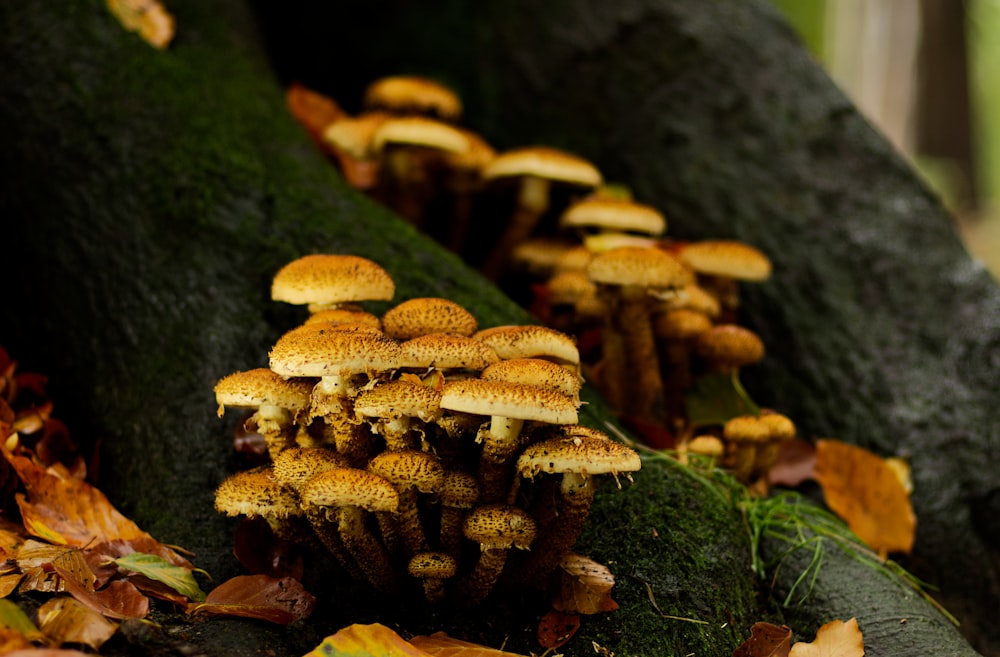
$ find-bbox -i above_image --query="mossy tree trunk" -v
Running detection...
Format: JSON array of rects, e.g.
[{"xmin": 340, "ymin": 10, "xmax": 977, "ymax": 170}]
[{"xmin": 0, "ymin": 1, "xmax": 992, "ymax": 656}]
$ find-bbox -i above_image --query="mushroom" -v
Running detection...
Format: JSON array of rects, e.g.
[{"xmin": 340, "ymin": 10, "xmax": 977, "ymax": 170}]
[
  {"xmin": 559, "ymin": 196, "xmax": 667, "ymax": 252},
  {"xmin": 676, "ymin": 240, "xmax": 772, "ymax": 323},
  {"xmin": 353, "ymin": 379, "xmax": 443, "ymax": 451},
  {"xmin": 480, "ymin": 357, "xmax": 583, "ymax": 404},
  {"xmin": 437, "ymin": 470, "xmax": 480, "ymax": 555},
  {"xmin": 544, "ymin": 269, "xmax": 603, "ymax": 337},
  {"xmin": 692, "ymin": 323, "xmax": 765, "ymax": 378},
  {"xmin": 454, "ymin": 504, "xmax": 537, "ymax": 606},
  {"xmin": 511, "ymin": 427, "xmax": 641, "ymax": 584},
  {"xmin": 362, "ymin": 75, "xmax": 463, "ymax": 122},
  {"xmin": 381, "ymin": 297, "xmax": 478, "ymax": 340},
  {"xmin": 722, "ymin": 410, "xmax": 797, "ymax": 486},
  {"xmin": 585, "ymin": 246, "xmax": 693, "ymax": 425},
  {"xmin": 270, "ymin": 253, "xmax": 395, "ymax": 314},
  {"xmin": 368, "ymin": 449, "xmax": 445, "ymax": 558},
  {"xmin": 302, "ymin": 307, "xmax": 383, "ymax": 330},
  {"xmin": 321, "ymin": 112, "xmax": 392, "ymax": 190},
  {"xmin": 397, "ymin": 332, "xmax": 500, "ymax": 385},
  {"xmin": 408, "ymin": 551, "xmax": 459, "ymax": 603},
  {"xmin": 651, "ymin": 308, "xmax": 714, "ymax": 430},
  {"xmin": 472, "ymin": 324, "xmax": 581, "ymax": 374},
  {"xmin": 676, "ymin": 434, "xmax": 726, "ymax": 468},
  {"xmin": 213, "ymin": 368, "xmax": 313, "ymax": 461},
  {"xmin": 213, "ymin": 467, "xmax": 306, "ymax": 543},
  {"xmin": 479, "ymin": 146, "xmax": 603, "ymax": 280},
  {"xmin": 439, "ymin": 377, "xmax": 579, "ymax": 503},
  {"xmin": 300, "ymin": 467, "xmax": 401, "ymax": 592}
]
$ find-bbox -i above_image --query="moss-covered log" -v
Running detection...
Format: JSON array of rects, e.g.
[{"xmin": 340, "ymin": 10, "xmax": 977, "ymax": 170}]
[{"xmin": 0, "ymin": 0, "xmax": 990, "ymax": 655}]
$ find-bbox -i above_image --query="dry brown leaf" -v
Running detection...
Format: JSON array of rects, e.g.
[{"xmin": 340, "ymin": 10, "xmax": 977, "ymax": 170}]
[
  {"xmin": 286, "ymin": 83, "xmax": 347, "ymax": 147},
  {"xmin": 54, "ymin": 567, "xmax": 149, "ymax": 621},
  {"xmin": 813, "ymin": 440, "xmax": 916, "ymax": 556},
  {"xmin": 105, "ymin": 0, "xmax": 175, "ymax": 49},
  {"xmin": 37, "ymin": 597, "xmax": 118, "ymax": 651},
  {"xmin": 767, "ymin": 439, "xmax": 817, "ymax": 488},
  {"xmin": 0, "ymin": 627, "xmax": 34, "ymax": 653},
  {"xmin": 551, "ymin": 552, "xmax": 619, "ymax": 614},
  {"xmin": 788, "ymin": 618, "xmax": 865, "ymax": 657},
  {"xmin": 410, "ymin": 631, "xmax": 530, "ymax": 656},
  {"xmin": 188, "ymin": 575, "xmax": 315, "ymax": 624},
  {"xmin": 732, "ymin": 621, "xmax": 792, "ymax": 657},
  {"xmin": 536, "ymin": 610, "xmax": 581, "ymax": 650}
]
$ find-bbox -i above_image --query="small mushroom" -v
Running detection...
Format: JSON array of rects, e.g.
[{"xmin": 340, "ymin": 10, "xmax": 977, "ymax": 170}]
[
  {"xmin": 437, "ymin": 470, "xmax": 480, "ymax": 555},
  {"xmin": 213, "ymin": 467, "xmax": 305, "ymax": 543},
  {"xmin": 480, "ymin": 357, "xmax": 583, "ymax": 404},
  {"xmin": 353, "ymin": 379, "xmax": 442, "ymax": 452},
  {"xmin": 381, "ymin": 297, "xmax": 478, "ymax": 340},
  {"xmin": 362, "ymin": 75, "xmax": 463, "ymax": 122},
  {"xmin": 270, "ymin": 253, "xmax": 396, "ymax": 314},
  {"xmin": 559, "ymin": 196, "xmax": 667, "ymax": 252},
  {"xmin": 693, "ymin": 324, "xmax": 765, "ymax": 379},
  {"xmin": 473, "ymin": 324, "xmax": 581, "ymax": 374},
  {"xmin": 368, "ymin": 449, "xmax": 445, "ymax": 558},
  {"xmin": 408, "ymin": 551, "xmax": 459, "ymax": 603},
  {"xmin": 454, "ymin": 504, "xmax": 537, "ymax": 606},
  {"xmin": 651, "ymin": 308, "xmax": 714, "ymax": 430},
  {"xmin": 676, "ymin": 240, "xmax": 772, "ymax": 323},
  {"xmin": 321, "ymin": 112, "xmax": 391, "ymax": 190}
]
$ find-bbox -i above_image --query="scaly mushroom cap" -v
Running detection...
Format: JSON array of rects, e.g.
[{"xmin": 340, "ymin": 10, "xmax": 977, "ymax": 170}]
[
  {"xmin": 214, "ymin": 468, "xmax": 301, "ymax": 519},
  {"xmin": 371, "ymin": 116, "xmax": 470, "ymax": 154},
  {"xmin": 271, "ymin": 254, "xmax": 395, "ymax": 307},
  {"xmin": 652, "ymin": 308, "xmax": 713, "ymax": 342},
  {"xmin": 362, "ymin": 75, "xmax": 463, "ymax": 121},
  {"xmin": 354, "ymin": 379, "xmax": 443, "ymax": 423},
  {"xmin": 517, "ymin": 434, "xmax": 641, "ymax": 478},
  {"xmin": 408, "ymin": 551, "xmax": 459, "ymax": 579},
  {"xmin": 586, "ymin": 246, "xmax": 693, "ymax": 290},
  {"xmin": 481, "ymin": 358, "xmax": 583, "ymax": 399},
  {"xmin": 301, "ymin": 468, "xmax": 399, "ymax": 513},
  {"xmin": 694, "ymin": 324, "xmax": 765, "ymax": 369},
  {"xmin": 368, "ymin": 449, "xmax": 445, "ymax": 494},
  {"xmin": 546, "ymin": 270, "xmax": 598, "ymax": 307},
  {"xmin": 398, "ymin": 333, "xmax": 499, "ymax": 371},
  {"xmin": 723, "ymin": 415, "xmax": 772, "ymax": 444},
  {"xmin": 463, "ymin": 504, "xmax": 538, "ymax": 550},
  {"xmin": 677, "ymin": 240, "xmax": 773, "ymax": 282},
  {"xmin": 759, "ymin": 410, "xmax": 797, "ymax": 441},
  {"xmin": 268, "ymin": 324, "xmax": 403, "ymax": 378},
  {"xmin": 560, "ymin": 197, "xmax": 667, "ymax": 236},
  {"xmin": 483, "ymin": 146, "xmax": 603, "ymax": 188},
  {"xmin": 271, "ymin": 447, "xmax": 349, "ymax": 492},
  {"xmin": 213, "ymin": 368, "xmax": 313, "ymax": 416},
  {"xmin": 509, "ymin": 237, "xmax": 578, "ymax": 279},
  {"xmin": 303, "ymin": 308, "xmax": 383, "ymax": 330},
  {"xmin": 473, "ymin": 325, "xmax": 580, "ymax": 369},
  {"xmin": 439, "ymin": 378, "xmax": 579, "ymax": 425},
  {"xmin": 382, "ymin": 298, "xmax": 478, "ymax": 340},
  {"xmin": 440, "ymin": 470, "xmax": 480, "ymax": 509},
  {"xmin": 322, "ymin": 112, "xmax": 392, "ymax": 159}
]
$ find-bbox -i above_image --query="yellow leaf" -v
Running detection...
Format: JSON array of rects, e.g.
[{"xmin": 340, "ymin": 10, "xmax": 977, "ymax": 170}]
[
  {"xmin": 37, "ymin": 597, "xmax": 118, "ymax": 651},
  {"xmin": 789, "ymin": 618, "xmax": 865, "ymax": 657},
  {"xmin": 304, "ymin": 623, "xmax": 434, "ymax": 657},
  {"xmin": 105, "ymin": 0, "xmax": 175, "ymax": 49},
  {"xmin": 813, "ymin": 440, "xmax": 916, "ymax": 556},
  {"xmin": 410, "ymin": 631, "xmax": 530, "ymax": 656}
]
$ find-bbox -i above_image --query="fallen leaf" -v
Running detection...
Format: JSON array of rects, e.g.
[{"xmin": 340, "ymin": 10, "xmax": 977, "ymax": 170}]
[
  {"xmin": 286, "ymin": 82, "xmax": 347, "ymax": 148},
  {"xmin": 766, "ymin": 439, "xmax": 817, "ymax": 488},
  {"xmin": 813, "ymin": 440, "xmax": 916, "ymax": 556},
  {"xmin": 188, "ymin": 575, "xmax": 315, "ymax": 624},
  {"xmin": 551, "ymin": 552, "xmax": 619, "ymax": 614},
  {"xmin": 536, "ymin": 610, "xmax": 581, "ymax": 650},
  {"xmin": 0, "ymin": 627, "xmax": 34, "ymax": 653},
  {"xmin": 37, "ymin": 597, "xmax": 118, "ymax": 651},
  {"xmin": 410, "ymin": 631, "xmax": 530, "ymax": 656},
  {"xmin": 105, "ymin": 0, "xmax": 175, "ymax": 49},
  {"xmin": 0, "ymin": 598, "xmax": 45, "ymax": 642},
  {"xmin": 232, "ymin": 517, "xmax": 305, "ymax": 580},
  {"xmin": 113, "ymin": 553, "xmax": 205, "ymax": 602},
  {"xmin": 54, "ymin": 569, "xmax": 149, "ymax": 621},
  {"xmin": 788, "ymin": 618, "xmax": 865, "ymax": 657},
  {"xmin": 732, "ymin": 621, "xmax": 792, "ymax": 657},
  {"xmin": 305, "ymin": 623, "xmax": 432, "ymax": 657}
]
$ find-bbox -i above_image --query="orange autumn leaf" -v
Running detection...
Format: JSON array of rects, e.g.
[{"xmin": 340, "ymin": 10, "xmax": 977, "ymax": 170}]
[
  {"xmin": 551, "ymin": 552, "xmax": 619, "ymax": 614},
  {"xmin": 788, "ymin": 618, "xmax": 865, "ymax": 657},
  {"xmin": 732, "ymin": 622, "xmax": 792, "ymax": 657},
  {"xmin": 813, "ymin": 440, "xmax": 915, "ymax": 557},
  {"xmin": 410, "ymin": 631, "xmax": 530, "ymax": 657},
  {"xmin": 37, "ymin": 597, "xmax": 118, "ymax": 651},
  {"xmin": 286, "ymin": 83, "xmax": 347, "ymax": 146},
  {"xmin": 188, "ymin": 575, "xmax": 315, "ymax": 624},
  {"xmin": 305, "ymin": 623, "xmax": 433, "ymax": 657},
  {"xmin": 105, "ymin": 0, "xmax": 175, "ymax": 49},
  {"xmin": 536, "ymin": 610, "xmax": 581, "ymax": 650}
]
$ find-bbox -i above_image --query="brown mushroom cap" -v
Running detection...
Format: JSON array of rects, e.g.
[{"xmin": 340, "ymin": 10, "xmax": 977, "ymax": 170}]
[
  {"xmin": 677, "ymin": 240, "xmax": 773, "ymax": 282},
  {"xmin": 303, "ymin": 308, "xmax": 383, "ymax": 329},
  {"xmin": 480, "ymin": 358, "xmax": 583, "ymax": 398},
  {"xmin": 462, "ymin": 504, "xmax": 538, "ymax": 550},
  {"xmin": 408, "ymin": 551, "xmax": 459, "ymax": 580},
  {"xmin": 723, "ymin": 415, "xmax": 772, "ymax": 444},
  {"xmin": 362, "ymin": 75, "xmax": 463, "ymax": 121},
  {"xmin": 483, "ymin": 146, "xmax": 603, "ymax": 188},
  {"xmin": 398, "ymin": 333, "xmax": 500, "ymax": 371},
  {"xmin": 268, "ymin": 324, "xmax": 403, "ymax": 378},
  {"xmin": 553, "ymin": 245, "xmax": 595, "ymax": 274},
  {"xmin": 560, "ymin": 197, "xmax": 667, "ymax": 236},
  {"xmin": 368, "ymin": 449, "xmax": 445, "ymax": 494},
  {"xmin": 759, "ymin": 410, "xmax": 797, "ymax": 441},
  {"xmin": 353, "ymin": 379, "xmax": 443, "ymax": 423},
  {"xmin": 213, "ymin": 368, "xmax": 313, "ymax": 415},
  {"xmin": 516, "ymin": 434, "xmax": 641, "ymax": 478},
  {"xmin": 439, "ymin": 470, "xmax": 480, "ymax": 509},
  {"xmin": 675, "ymin": 284, "xmax": 723, "ymax": 319},
  {"xmin": 694, "ymin": 324, "xmax": 765, "ymax": 369},
  {"xmin": 472, "ymin": 325, "xmax": 580, "ymax": 369},
  {"xmin": 439, "ymin": 378, "xmax": 579, "ymax": 425},
  {"xmin": 300, "ymin": 467, "xmax": 399, "ymax": 513},
  {"xmin": 214, "ymin": 468, "xmax": 301, "ymax": 519},
  {"xmin": 271, "ymin": 254, "xmax": 395, "ymax": 307},
  {"xmin": 271, "ymin": 447, "xmax": 349, "ymax": 492},
  {"xmin": 586, "ymin": 246, "xmax": 693, "ymax": 289},
  {"xmin": 652, "ymin": 308, "xmax": 713, "ymax": 342},
  {"xmin": 371, "ymin": 116, "xmax": 470, "ymax": 154},
  {"xmin": 546, "ymin": 270, "xmax": 599, "ymax": 307},
  {"xmin": 509, "ymin": 237, "xmax": 578, "ymax": 279},
  {"xmin": 382, "ymin": 298, "xmax": 478, "ymax": 340}
]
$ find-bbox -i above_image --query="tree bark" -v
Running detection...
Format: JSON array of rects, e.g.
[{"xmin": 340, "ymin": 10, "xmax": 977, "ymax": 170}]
[{"xmin": 0, "ymin": 1, "xmax": 993, "ymax": 655}]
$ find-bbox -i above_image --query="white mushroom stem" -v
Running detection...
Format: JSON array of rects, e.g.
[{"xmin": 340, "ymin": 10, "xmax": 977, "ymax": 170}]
[
  {"xmin": 477, "ymin": 415, "xmax": 526, "ymax": 503},
  {"xmin": 251, "ymin": 404, "xmax": 297, "ymax": 461},
  {"xmin": 311, "ymin": 374, "xmax": 355, "ymax": 416},
  {"xmin": 370, "ymin": 416, "xmax": 418, "ymax": 451}
]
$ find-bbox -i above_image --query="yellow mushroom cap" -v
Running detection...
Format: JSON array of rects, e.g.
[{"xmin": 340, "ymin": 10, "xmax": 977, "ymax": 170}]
[
  {"xmin": 303, "ymin": 308, "xmax": 383, "ymax": 329},
  {"xmin": 473, "ymin": 325, "xmax": 580, "ymax": 368},
  {"xmin": 271, "ymin": 254, "xmax": 395, "ymax": 307},
  {"xmin": 213, "ymin": 368, "xmax": 313, "ymax": 414},
  {"xmin": 652, "ymin": 308, "xmax": 713, "ymax": 341},
  {"xmin": 301, "ymin": 467, "xmax": 399, "ymax": 513},
  {"xmin": 560, "ymin": 197, "xmax": 667, "ymax": 236},
  {"xmin": 462, "ymin": 504, "xmax": 538, "ymax": 550},
  {"xmin": 363, "ymin": 75, "xmax": 463, "ymax": 121},
  {"xmin": 439, "ymin": 470, "xmax": 480, "ymax": 508},
  {"xmin": 353, "ymin": 379, "xmax": 442, "ymax": 423},
  {"xmin": 268, "ymin": 324, "xmax": 402, "ymax": 378},
  {"xmin": 382, "ymin": 297, "xmax": 478, "ymax": 340},
  {"xmin": 509, "ymin": 237, "xmax": 579, "ymax": 279},
  {"xmin": 272, "ymin": 447, "xmax": 349, "ymax": 492},
  {"xmin": 546, "ymin": 270, "xmax": 598, "ymax": 306},
  {"xmin": 516, "ymin": 435, "xmax": 641, "ymax": 478},
  {"xmin": 677, "ymin": 240, "xmax": 772, "ymax": 282},
  {"xmin": 398, "ymin": 333, "xmax": 500, "ymax": 371},
  {"xmin": 686, "ymin": 435, "xmax": 725, "ymax": 458},
  {"xmin": 586, "ymin": 246, "xmax": 693, "ymax": 289},
  {"xmin": 214, "ymin": 468, "xmax": 301, "ymax": 519},
  {"xmin": 481, "ymin": 358, "xmax": 583, "ymax": 398},
  {"xmin": 723, "ymin": 415, "xmax": 772, "ymax": 444},
  {"xmin": 321, "ymin": 112, "xmax": 392, "ymax": 159},
  {"xmin": 368, "ymin": 449, "xmax": 445, "ymax": 494},
  {"xmin": 759, "ymin": 410, "xmax": 796, "ymax": 441},
  {"xmin": 483, "ymin": 146, "xmax": 603, "ymax": 187},
  {"xmin": 371, "ymin": 115, "xmax": 470, "ymax": 154},
  {"xmin": 694, "ymin": 324, "xmax": 765, "ymax": 369},
  {"xmin": 408, "ymin": 551, "xmax": 459, "ymax": 580},
  {"xmin": 440, "ymin": 378, "xmax": 579, "ymax": 425}
]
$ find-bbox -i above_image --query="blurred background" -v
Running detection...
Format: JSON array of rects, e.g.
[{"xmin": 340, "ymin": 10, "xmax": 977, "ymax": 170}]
[{"xmin": 771, "ymin": 0, "xmax": 1000, "ymax": 279}]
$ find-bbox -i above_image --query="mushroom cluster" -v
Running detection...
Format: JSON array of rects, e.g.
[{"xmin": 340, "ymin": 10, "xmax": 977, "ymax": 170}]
[{"xmin": 213, "ymin": 253, "xmax": 641, "ymax": 605}]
